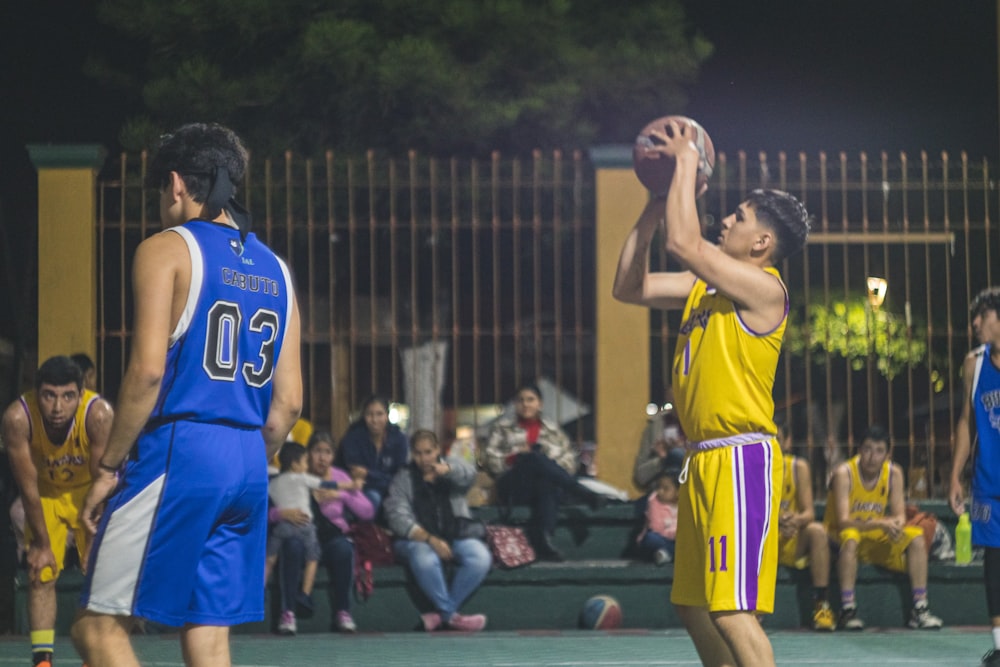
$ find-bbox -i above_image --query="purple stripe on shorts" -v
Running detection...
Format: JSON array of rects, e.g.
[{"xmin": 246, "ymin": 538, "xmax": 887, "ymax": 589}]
[{"xmin": 738, "ymin": 442, "xmax": 770, "ymax": 609}]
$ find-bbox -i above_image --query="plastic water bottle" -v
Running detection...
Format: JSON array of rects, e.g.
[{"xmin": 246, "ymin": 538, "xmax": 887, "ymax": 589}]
[{"xmin": 955, "ymin": 512, "xmax": 972, "ymax": 565}]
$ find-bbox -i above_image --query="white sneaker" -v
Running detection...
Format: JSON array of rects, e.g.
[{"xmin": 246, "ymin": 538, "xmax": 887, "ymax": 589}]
[
  {"xmin": 278, "ymin": 610, "xmax": 297, "ymax": 635},
  {"xmin": 908, "ymin": 603, "xmax": 943, "ymax": 629}
]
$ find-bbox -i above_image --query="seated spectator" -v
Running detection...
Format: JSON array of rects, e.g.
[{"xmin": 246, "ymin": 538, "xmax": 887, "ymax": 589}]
[
  {"xmin": 272, "ymin": 431, "xmax": 374, "ymax": 635},
  {"xmin": 636, "ymin": 469, "xmax": 679, "ymax": 565},
  {"xmin": 384, "ymin": 429, "xmax": 491, "ymax": 632},
  {"xmin": 335, "ymin": 395, "xmax": 410, "ymax": 512},
  {"xmin": 265, "ymin": 441, "xmax": 346, "ymax": 629},
  {"xmin": 632, "ymin": 404, "xmax": 686, "ymax": 493},
  {"xmin": 824, "ymin": 424, "xmax": 943, "ymax": 631},
  {"xmin": 776, "ymin": 422, "xmax": 833, "ymax": 631},
  {"xmin": 483, "ymin": 382, "xmax": 605, "ymax": 561}
]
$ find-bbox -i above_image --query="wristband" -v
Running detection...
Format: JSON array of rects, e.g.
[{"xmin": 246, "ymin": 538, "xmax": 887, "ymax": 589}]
[{"xmin": 98, "ymin": 460, "xmax": 121, "ymax": 473}]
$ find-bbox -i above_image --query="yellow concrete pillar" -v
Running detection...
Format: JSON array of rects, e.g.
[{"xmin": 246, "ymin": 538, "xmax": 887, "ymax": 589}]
[
  {"xmin": 27, "ymin": 144, "xmax": 106, "ymax": 365},
  {"xmin": 590, "ymin": 146, "xmax": 651, "ymax": 498}
]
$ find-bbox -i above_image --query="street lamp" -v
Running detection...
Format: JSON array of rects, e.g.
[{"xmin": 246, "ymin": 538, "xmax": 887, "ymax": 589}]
[{"xmin": 866, "ymin": 276, "xmax": 887, "ymax": 309}]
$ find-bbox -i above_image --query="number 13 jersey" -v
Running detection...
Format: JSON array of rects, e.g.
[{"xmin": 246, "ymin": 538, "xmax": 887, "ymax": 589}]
[{"xmin": 151, "ymin": 220, "xmax": 294, "ymax": 429}]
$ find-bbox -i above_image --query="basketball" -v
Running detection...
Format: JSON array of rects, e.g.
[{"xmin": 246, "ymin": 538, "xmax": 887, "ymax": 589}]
[
  {"xmin": 632, "ymin": 115, "xmax": 715, "ymax": 197},
  {"xmin": 579, "ymin": 594, "xmax": 623, "ymax": 630}
]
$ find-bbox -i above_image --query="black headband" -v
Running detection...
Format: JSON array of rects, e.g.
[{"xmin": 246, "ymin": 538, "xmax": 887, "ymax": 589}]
[{"xmin": 205, "ymin": 166, "xmax": 252, "ymax": 241}]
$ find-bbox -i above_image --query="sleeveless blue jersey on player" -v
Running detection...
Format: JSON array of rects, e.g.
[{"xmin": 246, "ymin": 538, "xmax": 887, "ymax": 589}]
[
  {"xmin": 152, "ymin": 220, "xmax": 293, "ymax": 428},
  {"xmin": 972, "ymin": 344, "xmax": 1000, "ymax": 498},
  {"xmin": 82, "ymin": 219, "xmax": 295, "ymax": 627}
]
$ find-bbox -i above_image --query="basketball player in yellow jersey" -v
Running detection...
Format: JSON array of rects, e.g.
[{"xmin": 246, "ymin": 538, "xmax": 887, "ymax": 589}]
[
  {"xmin": 2, "ymin": 356, "xmax": 113, "ymax": 667},
  {"xmin": 775, "ymin": 423, "xmax": 834, "ymax": 631},
  {"xmin": 614, "ymin": 120, "xmax": 809, "ymax": 667},
  {"xmin": 825, "ymin": 424, "xmax": 942, "ymax": 631}
]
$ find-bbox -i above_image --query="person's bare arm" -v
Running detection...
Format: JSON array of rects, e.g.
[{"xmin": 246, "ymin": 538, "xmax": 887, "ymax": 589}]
[
  {"xmin": 262, "ymin": 294, "xmax": 303, "ymax": 463},
  {"xmin": 792, "ymin": 458, "xmax": 816, "ymax": 527},
  {"xmin": 612, "ymin": 196, "xmax": 695, "ymax": 310},
  {"xmin": 882, "ymin": 464, "xmax": 907, "ymax": 539},
  {"xmin": 85, "ymin": 398, "xmax": 114, "ymax": 479},
  {"xmin": 949, "ymin": 352, "xmax": 978, "ymax": 515},
  {"xmin": 82, "ymin": 232, "xmax": 183, "ymax": 532},
  {"xmin": 655, "ymin": 121, "xmax": 787, "ymax": 333},
  {"xmin": 2, "ymin": 402, "xmax": 55, "ymax": 582}
]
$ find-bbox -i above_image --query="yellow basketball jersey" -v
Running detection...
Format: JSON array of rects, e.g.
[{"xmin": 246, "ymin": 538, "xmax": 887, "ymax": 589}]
[
  {"xmin": 22, "ymin": 389, "xmax": 98, "ymax": 494},
  {"xmin": 672, "ymin": 269, "xmax": 787, "ymax": 442},
  {"xmin": 780, "ymin": 455, "xmax": 800, "ymax": 515},
  {"xmin": 823, "ymin": 456, "xmax": 891, "ymax": 534}
]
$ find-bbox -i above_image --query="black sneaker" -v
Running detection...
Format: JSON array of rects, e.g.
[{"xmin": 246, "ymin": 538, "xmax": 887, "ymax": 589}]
[
  {"xmin": 295, "ymin": 591, "xmax": 315, "ymax": 619},
  {"xmin": 837, "ymin": 605, "xmax": 865, "ymax": 630},
  {"xmin": 982, "ymin": 648, "xmax": 1000, "ymax": 665}
]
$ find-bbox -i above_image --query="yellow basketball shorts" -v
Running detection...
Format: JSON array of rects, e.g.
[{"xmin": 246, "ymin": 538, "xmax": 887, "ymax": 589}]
[
  {"xmin": 833, "ymin": 525, "xmax": 922, "ymax": 573},
  {"xmin": 778, "ymin": 533, "xmax": 807, "ymax": 568},
  {"xmin": 671, "ymin": 440, "xmax": 781, "ymax": 613},
  {"xmin": 24, "ymin": 485, "xmax": 90, "ymax": 580}
]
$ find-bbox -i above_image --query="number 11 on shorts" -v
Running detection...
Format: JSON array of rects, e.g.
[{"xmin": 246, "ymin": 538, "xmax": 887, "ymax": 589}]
[{"xmin": 708, "ymin": 535, "xmax": 728, "ymax": 572}]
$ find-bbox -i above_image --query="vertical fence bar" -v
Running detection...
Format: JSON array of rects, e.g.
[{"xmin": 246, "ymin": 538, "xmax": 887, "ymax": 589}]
[
  {"xmin": 325, "ymin": 150, "xmax": 338, "ymax": 431},
  {"xmin": 552, "ymin": 150, "xmax": 565, "ymax": 431},
  {"xmin": 531, "ymin": 150, "xmax": 543, "ymax": 396},
  {"xmin": 490, "ymin": 153, "xmax": 501, "ymax": 403},
  {"xmin": 388, "ymin": 156, "xmax": 399, "ymax": 401}
]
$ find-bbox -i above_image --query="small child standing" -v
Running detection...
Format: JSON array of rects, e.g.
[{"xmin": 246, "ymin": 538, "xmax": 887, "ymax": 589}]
[
  {"xmin": 265, "ymin": 442, "xmax": 345, "ymax": 624},
  {"xmin": 637, "ymin": 469, "xmax": 680, "ymax": 565}
]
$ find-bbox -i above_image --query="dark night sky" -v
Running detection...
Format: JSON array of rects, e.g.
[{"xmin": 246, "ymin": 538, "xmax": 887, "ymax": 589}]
[
  {"xmin": 681, "ymin": 0, "xmax": 998, "ymax": 159},
  {"xmin": 0, "ymin": 0, "xmax": 996, "ymax": 287}
]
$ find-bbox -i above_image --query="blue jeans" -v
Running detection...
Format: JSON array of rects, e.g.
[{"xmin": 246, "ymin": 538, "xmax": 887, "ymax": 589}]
[
  {"xmin": 638, "ymin": 531, "xmax": 676, "ymax": 561},
  {"xmin": 279, "ymin": 532, "xmax": 354, "ymax": 614},
  {"xmin": 393, "ymin": 538, "xmax": 492, "ymax": 621}
]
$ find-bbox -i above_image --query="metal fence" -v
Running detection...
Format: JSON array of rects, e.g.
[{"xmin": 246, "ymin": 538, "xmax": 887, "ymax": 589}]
[{"xmin": 95, "ymin": 148, "xmax": 997, "ymax": 500}]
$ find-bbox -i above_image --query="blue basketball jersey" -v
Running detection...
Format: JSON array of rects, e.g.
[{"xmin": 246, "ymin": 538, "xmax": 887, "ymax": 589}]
[
  {"xmin": 150, "ymin": 220, "xmax": 293, "ymax": 429},
  {"xmin": 972, "ymin": 344, "xmax": 1000, "ymax": 499}
]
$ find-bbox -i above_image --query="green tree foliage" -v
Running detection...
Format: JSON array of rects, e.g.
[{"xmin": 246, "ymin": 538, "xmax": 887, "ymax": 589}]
[
  {"xmin": 86, "ymin": 0, "xmax": 712, "ymax": 156},
  {"xmin": 785, "ymin": 296, "xmax": 928, "ymax": 381}
]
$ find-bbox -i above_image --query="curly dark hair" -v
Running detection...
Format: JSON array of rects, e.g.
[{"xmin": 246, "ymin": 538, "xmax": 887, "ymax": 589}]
[
  {"xmin": 36, "ymin": 355, "xmax": 83, "ymax": 391},
  {"xmin": 971, "ymin": 286, "xmax": 1000, "ymax": 321},
  {"xmin": 145, "ymin": 123, "xmax": 249, "ymax": 218},
  {"xmin": 744, "ymin": 189, "xmax": 811, "ymax": 264}
]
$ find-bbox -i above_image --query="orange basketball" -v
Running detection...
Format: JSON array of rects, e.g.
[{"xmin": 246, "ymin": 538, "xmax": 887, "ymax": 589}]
[{"xmin": 632, "ymin": 115, "xmax": 715, "ymax": 197}]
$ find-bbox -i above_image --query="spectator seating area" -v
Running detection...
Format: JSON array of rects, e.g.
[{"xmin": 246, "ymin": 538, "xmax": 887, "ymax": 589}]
[{"xmin": 15, "ymin": 500, "xmax": 984, "ymax": 634}]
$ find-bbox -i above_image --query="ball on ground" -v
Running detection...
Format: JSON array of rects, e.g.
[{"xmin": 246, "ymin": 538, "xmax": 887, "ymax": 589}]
[
  {"xmin": 579, "ymin": 594, "xmax": 623, "ymax": 630},
  {"xmin": 632, "ymin": 115, "xmax": 715, "ymax": 197}
]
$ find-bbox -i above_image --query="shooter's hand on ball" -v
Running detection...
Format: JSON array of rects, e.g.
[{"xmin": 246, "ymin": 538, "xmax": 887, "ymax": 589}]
[{"xmin": 649, "ymin": 120, "xmax": 701, "ymax": 159}]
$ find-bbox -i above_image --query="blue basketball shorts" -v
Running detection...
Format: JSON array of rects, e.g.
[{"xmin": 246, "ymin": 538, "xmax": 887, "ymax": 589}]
[
  {"xmin": 971, "ymin": 495, "xmax": 1000, "ymax": 548},
  {"xmin": 80, "ymin": 421, "xmax": 269, "ymax": 627}
]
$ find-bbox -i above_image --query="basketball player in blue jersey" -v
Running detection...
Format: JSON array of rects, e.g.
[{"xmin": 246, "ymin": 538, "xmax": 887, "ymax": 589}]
[
  {"xmin": 949, "ymin": 287, "xmax": 1000, "ymax": 666},
  {"xmin": 613, "ymin": 120, "xmax": 809, "ymax": 667},
  {"xmin": 71, "ymin": 124, "xmax": 302, "ymax": 667}
]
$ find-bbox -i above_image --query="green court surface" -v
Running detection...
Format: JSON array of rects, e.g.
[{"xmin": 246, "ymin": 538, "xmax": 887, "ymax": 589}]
[{"xmin": 0, "ymin": 628, "xmax": 991, "ymax": 667}]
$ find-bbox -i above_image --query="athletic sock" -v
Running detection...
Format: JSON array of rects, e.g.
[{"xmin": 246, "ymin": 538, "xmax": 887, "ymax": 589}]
[
  {"xmin": 992, "ymin": 626, "xmax": 1000, "ymax": 650},
  {"xmin": 31, "ymin": 629, "xmax": 54, "ymax": 665},
  {"xmin": 840, "ymin": 590, "xmax": 855, "ymax": 608},
  {"xmin": 812, "ymin": 586, "xmax": 828, "ymax": 603},
  {"xmin": 912, "ymin": 587, "xmax": 928, "ymax": 607}
]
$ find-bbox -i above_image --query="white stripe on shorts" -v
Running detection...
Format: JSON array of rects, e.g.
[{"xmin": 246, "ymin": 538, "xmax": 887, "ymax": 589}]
[{"xmin": 86, "ymin": 473, "xmax": 165, "ymax": 615}]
